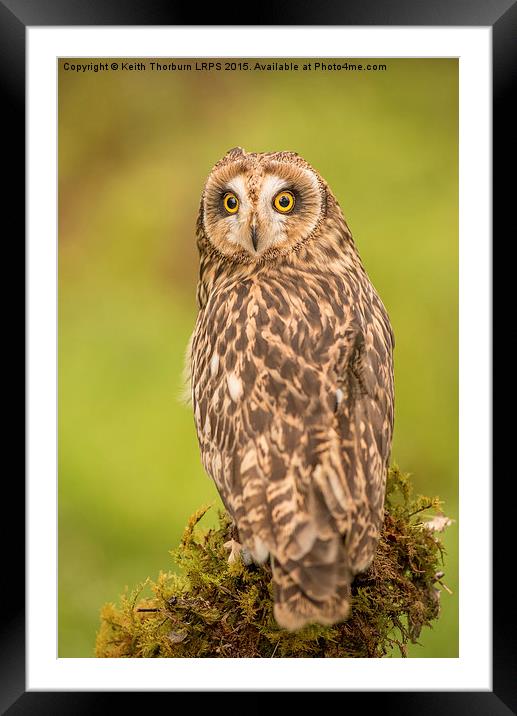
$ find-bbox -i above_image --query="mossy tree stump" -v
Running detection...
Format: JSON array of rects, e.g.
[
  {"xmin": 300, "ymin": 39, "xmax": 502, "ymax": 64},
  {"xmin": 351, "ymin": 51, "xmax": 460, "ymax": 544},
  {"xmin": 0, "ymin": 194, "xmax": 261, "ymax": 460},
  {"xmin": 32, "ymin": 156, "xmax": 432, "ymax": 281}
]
[{"xmin": 96, "ymin": 467, "xmax": 451, "ymax": 658}]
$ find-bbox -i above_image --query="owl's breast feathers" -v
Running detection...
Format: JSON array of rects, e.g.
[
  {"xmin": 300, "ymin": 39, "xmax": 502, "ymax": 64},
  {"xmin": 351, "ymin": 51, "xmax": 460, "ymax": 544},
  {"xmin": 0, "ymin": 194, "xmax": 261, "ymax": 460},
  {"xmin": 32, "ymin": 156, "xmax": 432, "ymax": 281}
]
[{"xmin": 190, "ymin": 263, "xmax": 394, "ymax": 630}]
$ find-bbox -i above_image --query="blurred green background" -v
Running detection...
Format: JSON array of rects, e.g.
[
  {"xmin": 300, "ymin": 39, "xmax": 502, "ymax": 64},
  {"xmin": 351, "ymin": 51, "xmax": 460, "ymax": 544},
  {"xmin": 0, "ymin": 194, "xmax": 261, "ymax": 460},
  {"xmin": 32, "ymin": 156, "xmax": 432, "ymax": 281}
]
[{"xmin": 58, "ymin": 58, "xmax": 458, "ymax": 657}]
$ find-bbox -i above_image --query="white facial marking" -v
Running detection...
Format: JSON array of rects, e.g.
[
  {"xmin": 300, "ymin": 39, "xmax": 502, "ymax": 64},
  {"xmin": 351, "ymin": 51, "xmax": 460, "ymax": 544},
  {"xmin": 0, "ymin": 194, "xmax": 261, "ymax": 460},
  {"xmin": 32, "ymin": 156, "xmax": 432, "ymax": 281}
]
[
  {"xmin": 226, "ymin": 372, "xmax": 243, "ymax": 402},
  {"xmin": 226, "ymin": 175, "xmax": 247, "ymax": 200},
  {"xmin": 336, "ymin": 388, "xmax": 344, "ymax": 406},
  {"xmin": 226, "ymin": 175, "xmax": 249, "ymax": 237},
  {"xmin": 261, "ymin": 175, "xmax": 289, "ymax": 203},
  {"xmin": 210, "ymin": 352, "xmax": 219, "ymax": 378},
  {"xmin": 221, "ymin": 175, "xmax": 251, "ymax": 248}
]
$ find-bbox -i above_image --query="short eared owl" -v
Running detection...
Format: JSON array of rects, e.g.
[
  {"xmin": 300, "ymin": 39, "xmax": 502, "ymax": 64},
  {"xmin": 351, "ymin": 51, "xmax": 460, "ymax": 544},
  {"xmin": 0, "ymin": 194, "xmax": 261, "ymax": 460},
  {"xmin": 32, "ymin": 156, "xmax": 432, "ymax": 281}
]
[{"xmin": 188, "ymin": 147, "xmax": 394, "ymax": 631}]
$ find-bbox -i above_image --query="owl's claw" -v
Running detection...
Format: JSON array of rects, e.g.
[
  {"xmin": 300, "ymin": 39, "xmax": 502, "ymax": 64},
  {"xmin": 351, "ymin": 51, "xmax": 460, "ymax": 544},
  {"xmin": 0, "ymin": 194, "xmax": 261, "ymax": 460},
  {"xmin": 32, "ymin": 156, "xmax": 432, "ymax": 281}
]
[{"xmin": 224, "ymin": 539, "xmax": 253, "ymax": 565}]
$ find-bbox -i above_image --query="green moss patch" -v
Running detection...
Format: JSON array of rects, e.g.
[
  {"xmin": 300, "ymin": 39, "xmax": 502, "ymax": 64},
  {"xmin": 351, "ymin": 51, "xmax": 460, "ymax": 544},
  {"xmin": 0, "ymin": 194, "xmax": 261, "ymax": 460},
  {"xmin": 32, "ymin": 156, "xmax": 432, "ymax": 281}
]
[{"xmin": 96, "ymin": 467, "xmax": 451, "ymax": 658}]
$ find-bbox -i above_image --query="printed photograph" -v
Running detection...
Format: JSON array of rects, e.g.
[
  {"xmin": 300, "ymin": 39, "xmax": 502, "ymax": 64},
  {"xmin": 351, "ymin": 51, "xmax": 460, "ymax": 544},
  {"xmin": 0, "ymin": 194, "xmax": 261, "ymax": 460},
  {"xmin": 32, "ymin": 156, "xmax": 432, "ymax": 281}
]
[{"xmin": 58, "ymin": 57, "xmax": 458, "ymax": 658}]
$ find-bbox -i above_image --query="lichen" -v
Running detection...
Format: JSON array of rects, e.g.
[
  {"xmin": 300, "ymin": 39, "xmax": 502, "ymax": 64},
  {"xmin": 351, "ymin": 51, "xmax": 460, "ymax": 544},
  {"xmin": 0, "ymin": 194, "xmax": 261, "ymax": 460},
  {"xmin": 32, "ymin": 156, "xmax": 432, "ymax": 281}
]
[{"xmin": 95, "ymin": 467, "xmax": 451, "ymax": 658}]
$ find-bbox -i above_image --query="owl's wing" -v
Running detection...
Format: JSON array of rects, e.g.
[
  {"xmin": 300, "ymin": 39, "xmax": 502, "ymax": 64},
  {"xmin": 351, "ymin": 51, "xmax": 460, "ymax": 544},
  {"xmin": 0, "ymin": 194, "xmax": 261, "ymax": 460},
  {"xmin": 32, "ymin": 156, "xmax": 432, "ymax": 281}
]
[
  {"xmin": 267, "ymin": 317, "xmax": 394, "ymax": 630},
  {"xmin": 318, "ymin": 324, "xmax": 394, "ymax": 571}
]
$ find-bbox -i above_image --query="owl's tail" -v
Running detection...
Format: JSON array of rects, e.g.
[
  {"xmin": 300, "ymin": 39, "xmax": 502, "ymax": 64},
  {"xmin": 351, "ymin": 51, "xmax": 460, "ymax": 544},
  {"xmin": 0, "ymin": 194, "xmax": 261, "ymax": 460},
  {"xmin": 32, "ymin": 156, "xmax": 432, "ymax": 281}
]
[{"xmin": 271, "ymin": 536, "xmax": 352, "ymax": 632}]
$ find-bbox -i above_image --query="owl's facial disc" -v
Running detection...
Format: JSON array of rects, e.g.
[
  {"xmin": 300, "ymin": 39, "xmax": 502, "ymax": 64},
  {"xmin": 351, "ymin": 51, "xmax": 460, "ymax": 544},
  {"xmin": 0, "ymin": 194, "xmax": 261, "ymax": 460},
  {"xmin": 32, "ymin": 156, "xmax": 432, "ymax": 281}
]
[{"xmin": 202, "ymin": 158, "xmax": 323, "ymax": 259}]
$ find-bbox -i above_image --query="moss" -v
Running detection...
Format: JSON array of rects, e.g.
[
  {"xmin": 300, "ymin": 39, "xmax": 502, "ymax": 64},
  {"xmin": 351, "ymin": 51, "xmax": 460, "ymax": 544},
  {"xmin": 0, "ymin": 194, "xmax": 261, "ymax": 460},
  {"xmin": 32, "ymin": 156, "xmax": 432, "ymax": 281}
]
[{"xmin": 95, "ymin": 467, "xmax": 451, "ymax": 658}]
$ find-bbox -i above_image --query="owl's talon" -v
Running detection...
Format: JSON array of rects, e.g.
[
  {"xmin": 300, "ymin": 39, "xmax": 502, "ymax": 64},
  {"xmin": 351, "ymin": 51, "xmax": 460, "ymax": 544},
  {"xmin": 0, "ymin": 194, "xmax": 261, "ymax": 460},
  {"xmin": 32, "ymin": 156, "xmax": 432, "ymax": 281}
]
[
  {"xmin": 224, "ymin": 539, "xmax": 253, "ymax": 565},
  {"xmin": 224, "ymin": 539, "xmax": 241, "ymax": 563}
]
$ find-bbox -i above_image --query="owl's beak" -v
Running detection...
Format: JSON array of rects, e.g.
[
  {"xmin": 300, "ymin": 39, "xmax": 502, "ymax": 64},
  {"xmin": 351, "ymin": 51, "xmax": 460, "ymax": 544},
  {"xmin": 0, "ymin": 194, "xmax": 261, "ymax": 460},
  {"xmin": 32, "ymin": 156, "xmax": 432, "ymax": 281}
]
[{"xmin": 250, "ymin": 225, "xmax": 259, "ymax": 252}]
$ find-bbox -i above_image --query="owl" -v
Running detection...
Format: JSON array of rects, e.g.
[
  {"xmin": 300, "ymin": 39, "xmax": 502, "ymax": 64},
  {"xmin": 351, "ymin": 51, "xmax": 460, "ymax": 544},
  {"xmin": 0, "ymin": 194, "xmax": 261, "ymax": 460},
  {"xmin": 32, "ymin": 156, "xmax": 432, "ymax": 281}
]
[{"xmin": 188, "ymin": 147, "xmax": 394, "ymax": 631}]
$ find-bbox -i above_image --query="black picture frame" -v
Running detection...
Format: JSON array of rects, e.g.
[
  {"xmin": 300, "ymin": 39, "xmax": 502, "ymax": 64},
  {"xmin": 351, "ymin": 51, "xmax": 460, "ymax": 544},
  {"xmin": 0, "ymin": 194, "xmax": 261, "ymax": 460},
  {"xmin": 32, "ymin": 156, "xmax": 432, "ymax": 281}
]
[{"xmin": 6, "ymin": 0, "xmax": 507, "ymax": 712}]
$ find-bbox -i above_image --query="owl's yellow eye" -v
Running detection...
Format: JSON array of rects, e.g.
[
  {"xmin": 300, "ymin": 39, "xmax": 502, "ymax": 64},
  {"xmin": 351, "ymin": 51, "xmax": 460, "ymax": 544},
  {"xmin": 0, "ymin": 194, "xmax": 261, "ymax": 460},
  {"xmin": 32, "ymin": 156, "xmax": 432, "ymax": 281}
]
[
  {"xmin": 223, "ymin": 192, "xmax": 239, "ymax": 214},
  {"xmin": 273, "ymin": 190, "xmax": 295, "ymax": 214}
]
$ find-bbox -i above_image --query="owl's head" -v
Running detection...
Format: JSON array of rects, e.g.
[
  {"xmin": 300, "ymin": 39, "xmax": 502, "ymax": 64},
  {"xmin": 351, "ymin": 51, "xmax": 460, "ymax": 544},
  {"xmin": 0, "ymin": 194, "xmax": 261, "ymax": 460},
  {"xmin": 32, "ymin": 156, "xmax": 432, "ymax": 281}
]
[{"xmin": 199, "ymin": 147, "xmax": 332, "ymax": 261}]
